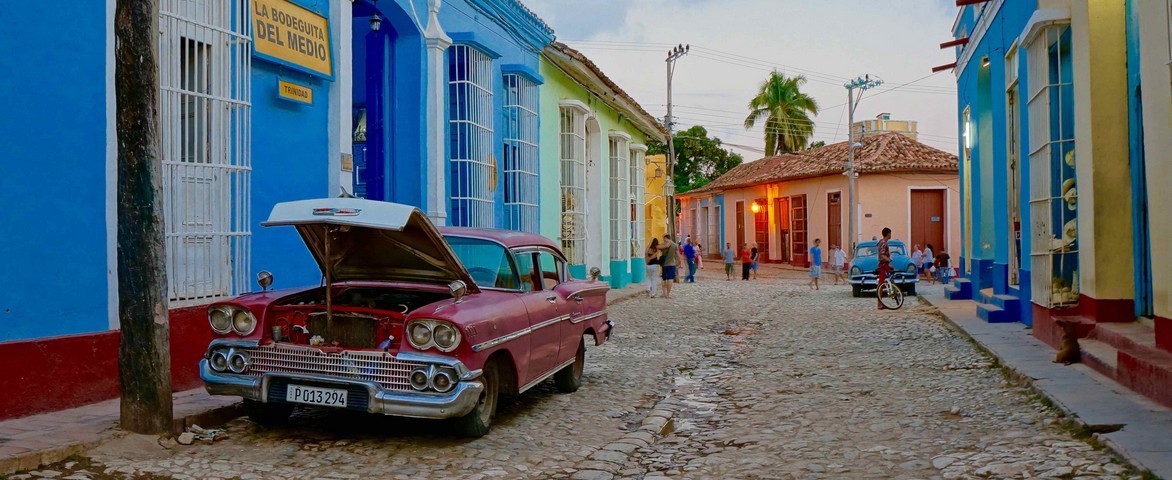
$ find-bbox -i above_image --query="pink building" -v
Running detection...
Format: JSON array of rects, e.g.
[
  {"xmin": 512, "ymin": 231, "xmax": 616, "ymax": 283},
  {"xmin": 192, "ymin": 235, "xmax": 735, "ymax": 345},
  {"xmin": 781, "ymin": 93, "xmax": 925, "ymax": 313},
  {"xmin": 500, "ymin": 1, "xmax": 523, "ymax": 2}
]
[{"xmin": 678, "ymin": 133, "xmax": 959, "ymax": 267}]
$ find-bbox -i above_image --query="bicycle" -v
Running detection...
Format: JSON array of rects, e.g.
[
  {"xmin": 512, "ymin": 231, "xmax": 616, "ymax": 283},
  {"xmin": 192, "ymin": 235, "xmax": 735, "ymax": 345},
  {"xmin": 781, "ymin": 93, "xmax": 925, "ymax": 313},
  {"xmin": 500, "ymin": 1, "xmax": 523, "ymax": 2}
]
[{"xmin": 876, "ymin": 264, "xmax": 905, "ymax": 310}]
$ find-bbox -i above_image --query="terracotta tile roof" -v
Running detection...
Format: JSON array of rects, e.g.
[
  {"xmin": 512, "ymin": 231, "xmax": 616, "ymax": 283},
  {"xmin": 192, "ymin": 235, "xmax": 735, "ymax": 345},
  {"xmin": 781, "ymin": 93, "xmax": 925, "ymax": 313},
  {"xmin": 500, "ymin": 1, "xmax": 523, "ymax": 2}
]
[
  {"xmin": 682, "ymin": 132, "xmax": 957, "ymax": 196},
  {"xmin": 547, "ymin": 41, "xmax": 669, "ymax": 139}
]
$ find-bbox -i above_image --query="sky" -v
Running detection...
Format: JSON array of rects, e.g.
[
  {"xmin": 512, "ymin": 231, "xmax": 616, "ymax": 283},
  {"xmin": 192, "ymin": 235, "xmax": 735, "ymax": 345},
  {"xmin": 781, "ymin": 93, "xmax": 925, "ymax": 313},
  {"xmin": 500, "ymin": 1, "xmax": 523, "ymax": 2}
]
[{"xmin": 523, "ymin": 0, "xmax": 961, "ymax": 159}]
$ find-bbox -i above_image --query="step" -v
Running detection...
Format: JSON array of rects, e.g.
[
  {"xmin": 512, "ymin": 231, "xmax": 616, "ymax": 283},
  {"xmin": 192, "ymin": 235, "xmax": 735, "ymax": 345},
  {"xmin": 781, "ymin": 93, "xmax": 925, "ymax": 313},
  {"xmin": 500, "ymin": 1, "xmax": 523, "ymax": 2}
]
[
  {"xmin": 1078, "ymin": 338, "xmax": 1119, "ymax": 378},
  {"xmin": 989, "ymin": 294, "xmax": 1021, "ymax": 312},
  {"xmin": 1091, "ymin": 322, "xmax": 1162, "ymax": 358},
  {"xmin": 1117, "ymin": 348, "xmax": 1172, "ymax": 408},
  {"xmin": 977, "ymin": 288, "xmax": 994, "ymax": 304},
  {"xmin": 976, "ymin": 302, "xmax": 1016, "ymax": 323},
  {"xmin": 945, "ymin": 278, "xmax": 972, "ymax": 300}
]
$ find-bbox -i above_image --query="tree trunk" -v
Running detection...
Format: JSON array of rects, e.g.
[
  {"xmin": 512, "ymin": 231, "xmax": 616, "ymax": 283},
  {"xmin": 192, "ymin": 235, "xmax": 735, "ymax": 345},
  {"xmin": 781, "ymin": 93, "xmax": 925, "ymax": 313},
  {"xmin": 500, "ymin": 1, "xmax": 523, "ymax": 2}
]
[{"xmin": 115, "ymin": 0, "xmax": 173, "ymax": 434}]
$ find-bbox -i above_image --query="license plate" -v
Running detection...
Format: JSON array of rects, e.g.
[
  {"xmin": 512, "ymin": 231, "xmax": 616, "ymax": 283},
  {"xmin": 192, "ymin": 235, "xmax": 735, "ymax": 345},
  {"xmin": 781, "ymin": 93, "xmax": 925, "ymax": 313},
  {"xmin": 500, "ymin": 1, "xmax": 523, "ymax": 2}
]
[{"xmin": 286, "ymin": 384, "xmax": 348, "ymax": 408}]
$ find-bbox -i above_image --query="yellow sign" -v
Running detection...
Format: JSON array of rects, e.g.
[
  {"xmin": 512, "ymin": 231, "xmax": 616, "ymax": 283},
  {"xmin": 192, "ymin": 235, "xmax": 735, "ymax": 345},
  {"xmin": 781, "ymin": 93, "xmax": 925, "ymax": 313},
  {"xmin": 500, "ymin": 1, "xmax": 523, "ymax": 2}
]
[
  {"xmin": 277, "ymin": 79, "xmax": 313, "ymax": 104},
  {"xmin": 341, "ymin": 154, "xmax": 353, "ymax": 172},
  {"xmin": 252, "ymin": 0, "xmax": 333, "ymax": 78}
]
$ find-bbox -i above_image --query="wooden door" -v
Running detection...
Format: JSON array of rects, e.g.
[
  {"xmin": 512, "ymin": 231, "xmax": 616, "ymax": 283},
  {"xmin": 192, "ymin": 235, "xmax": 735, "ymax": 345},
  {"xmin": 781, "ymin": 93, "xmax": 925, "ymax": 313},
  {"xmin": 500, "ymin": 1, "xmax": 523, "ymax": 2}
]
[
  {"xmin": 790, "ymin": 195, "xmax": 808, "ymax": 267},
  {"xmin": 735, "ymin": 201, "xmax": 745, "ymax": 250},
  {"xmin": 910, "ymin": 189, "xmax": 945, "ymax": 253},
  {"xmin": 827, "ymin": 192, "xmax": 842, "ymax": 250},
  {"xmin": 774, "ymin": 197, "xmax": 790, "ymax": 263},
  {"xmin": 754, "ymin": 198, "xmax": 769, "ymax": 262}
]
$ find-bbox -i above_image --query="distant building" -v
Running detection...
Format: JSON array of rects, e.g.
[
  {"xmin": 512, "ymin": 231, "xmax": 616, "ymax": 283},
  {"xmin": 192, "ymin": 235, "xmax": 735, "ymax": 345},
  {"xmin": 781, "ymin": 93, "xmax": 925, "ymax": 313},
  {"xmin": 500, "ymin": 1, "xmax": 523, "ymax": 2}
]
[
  {"xmin": 678, "ymin": 133, "xmax": 959, "ymax": 267},
  {"xmin": 852, "ymin": 113, "xmax": 919, "ymax": 141}
]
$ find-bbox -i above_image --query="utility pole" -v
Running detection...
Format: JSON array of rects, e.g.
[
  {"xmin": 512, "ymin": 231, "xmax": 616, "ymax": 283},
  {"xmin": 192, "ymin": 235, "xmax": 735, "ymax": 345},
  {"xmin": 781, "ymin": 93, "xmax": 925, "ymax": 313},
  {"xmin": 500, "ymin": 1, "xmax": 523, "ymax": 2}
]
[
  {"xmin": 665, "ymin": 43, "xmax": 688, "ymax": 265},
  {"xmin": 844, "ymin": 74, "xmax": 883, "ymax": 252},
  {"xmin": 115, "ymin": 0, "xmax": 174, "ymax": 434}
]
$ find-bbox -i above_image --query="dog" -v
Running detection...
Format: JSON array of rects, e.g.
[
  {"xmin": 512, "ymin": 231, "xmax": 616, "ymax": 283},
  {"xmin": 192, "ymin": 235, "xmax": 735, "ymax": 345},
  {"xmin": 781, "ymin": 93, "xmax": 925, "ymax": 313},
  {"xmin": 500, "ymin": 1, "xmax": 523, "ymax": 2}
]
[{"xmin": 1053, "ymin": 320, "xmax": 1081, "ymax": 365}]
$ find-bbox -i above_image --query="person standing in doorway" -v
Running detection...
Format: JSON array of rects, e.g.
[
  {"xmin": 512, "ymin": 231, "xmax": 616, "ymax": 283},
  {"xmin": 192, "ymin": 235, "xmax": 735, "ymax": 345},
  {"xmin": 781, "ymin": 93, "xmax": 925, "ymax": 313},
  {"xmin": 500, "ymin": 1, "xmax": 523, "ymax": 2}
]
[
  {"xmin": 877, "ymin": 227, "xmax": 893, "ymax": 310},
  {"xmin": 741, "ymin": 243, "xmax": 753, "ymax": 280},
  {"xmin": 832, "ymin": 244, "xmax": 848, "ymax": 285},
  {"xmin": 645, "ymin": 238, "xmax": 661, "ymax": 298},
  {"xmin": 723, "ymin": 242, "xmax": 735, "ymax": 281},
  {"xmin": 750, "ymin": 243, "xmax": 760, "ymax": 279},
  {"xmin": 683, "ymin": 238, "xmax": 697, "ymax": 283},
  {"xmin": 657, "ymin": 234, "xmax": 678, "ymax": 299},
  {"xmin": 808, "ymin": 239, "xmax": 823, "ymax": 290},
  {"xmin": 695, "ymin": 243, "xmax": 704, "ymax": 270}
]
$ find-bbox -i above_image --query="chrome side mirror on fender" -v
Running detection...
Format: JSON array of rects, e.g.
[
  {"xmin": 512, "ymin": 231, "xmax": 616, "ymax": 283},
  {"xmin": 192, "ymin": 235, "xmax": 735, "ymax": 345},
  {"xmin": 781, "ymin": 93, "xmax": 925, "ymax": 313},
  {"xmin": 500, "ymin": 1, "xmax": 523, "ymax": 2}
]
[
  {"xmin": 256, "ymin": 270, "xmax": 273, "ymax": 291},
  {"xmin": 588, "ymin": 267, "xmax": 602, "ymax": 281},
  {"xmin": 449, "ymin": 280, "xmax": 468, "ymax": 303}
]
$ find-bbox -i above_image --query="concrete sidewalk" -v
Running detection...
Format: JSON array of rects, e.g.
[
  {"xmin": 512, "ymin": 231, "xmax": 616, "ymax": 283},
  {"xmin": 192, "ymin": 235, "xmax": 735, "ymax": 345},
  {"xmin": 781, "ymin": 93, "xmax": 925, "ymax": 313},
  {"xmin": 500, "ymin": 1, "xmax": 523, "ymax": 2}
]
[
  {"xmin": 921, "ymin": 286, "xmax": 1172, "ymax": 479},
  {"xmin": 0, "ymin": 282, "xmax": 647, "ymax": 476}
]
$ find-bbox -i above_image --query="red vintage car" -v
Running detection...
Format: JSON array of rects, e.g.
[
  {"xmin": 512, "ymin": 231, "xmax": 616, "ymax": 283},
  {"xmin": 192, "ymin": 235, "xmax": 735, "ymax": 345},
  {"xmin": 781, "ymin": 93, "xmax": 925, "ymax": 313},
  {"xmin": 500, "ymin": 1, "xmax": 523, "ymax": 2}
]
[{"xmin": 199, "ymin": 198, "xmax": 612, "ymax": 436}]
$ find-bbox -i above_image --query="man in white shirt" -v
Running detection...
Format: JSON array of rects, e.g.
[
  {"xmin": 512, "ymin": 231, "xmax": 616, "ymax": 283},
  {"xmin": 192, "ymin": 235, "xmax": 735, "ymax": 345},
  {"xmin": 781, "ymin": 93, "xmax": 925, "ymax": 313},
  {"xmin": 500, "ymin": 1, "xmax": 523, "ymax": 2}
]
[{"xmin": 832, "ymin": 245, "xmax": 848, "ymax": 285}]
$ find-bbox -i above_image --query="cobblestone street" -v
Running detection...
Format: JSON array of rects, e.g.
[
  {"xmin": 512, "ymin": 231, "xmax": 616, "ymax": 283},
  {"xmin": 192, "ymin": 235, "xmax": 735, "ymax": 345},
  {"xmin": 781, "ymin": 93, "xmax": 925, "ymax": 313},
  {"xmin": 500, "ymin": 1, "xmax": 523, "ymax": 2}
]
[{"xmin": 14, "ymin": 267, "xmax": 1138, "ymax": 479}]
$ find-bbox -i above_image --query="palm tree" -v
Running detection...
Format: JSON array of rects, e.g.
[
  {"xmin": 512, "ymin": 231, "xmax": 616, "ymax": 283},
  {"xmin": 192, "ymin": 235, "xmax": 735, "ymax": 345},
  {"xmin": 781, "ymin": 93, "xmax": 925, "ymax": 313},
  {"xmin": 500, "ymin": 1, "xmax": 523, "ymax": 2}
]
[{"xmin": 744, "ymin": 72, "xmax": 820, "ymax": 156}]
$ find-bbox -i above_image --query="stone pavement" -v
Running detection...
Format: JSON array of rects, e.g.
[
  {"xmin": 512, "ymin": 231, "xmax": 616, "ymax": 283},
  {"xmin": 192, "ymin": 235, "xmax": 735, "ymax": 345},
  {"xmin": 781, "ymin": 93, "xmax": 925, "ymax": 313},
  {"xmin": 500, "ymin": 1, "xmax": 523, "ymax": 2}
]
[
  {"xmin": 4, "ymin": 269, "xmax": 1151, "ymax": 479},
  {"xmin": 921, "ymin": 286, "xmax": 1172, "ymax": 479}
]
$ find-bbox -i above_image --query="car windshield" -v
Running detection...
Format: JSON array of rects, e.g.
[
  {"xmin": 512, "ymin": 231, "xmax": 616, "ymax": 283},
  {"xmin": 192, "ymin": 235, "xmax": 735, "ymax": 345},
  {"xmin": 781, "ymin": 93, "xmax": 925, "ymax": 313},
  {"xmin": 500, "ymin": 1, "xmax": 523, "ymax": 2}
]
[
  {"xmin": 443, "ymin": 236, "xmax": 520, "ymax": 290},
  {"xmin": 855, "ymin": 244, "xmax": 906, "ymax": 257}
]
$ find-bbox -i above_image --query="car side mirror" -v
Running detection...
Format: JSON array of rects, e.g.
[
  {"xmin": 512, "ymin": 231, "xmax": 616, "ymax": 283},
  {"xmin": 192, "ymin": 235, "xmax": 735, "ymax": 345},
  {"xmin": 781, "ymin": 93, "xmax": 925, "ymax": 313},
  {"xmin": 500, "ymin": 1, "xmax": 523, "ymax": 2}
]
[
  {"xmin": 449, "ymin": 280, "xmax": 468, "ymax": 303},
  {"xmin": 588, "ymin": 267, "xmax": 602, "ymax": 281},
  {"xmin": 256, "ymin": 270, "xmax": 273, "ymax": 291}
]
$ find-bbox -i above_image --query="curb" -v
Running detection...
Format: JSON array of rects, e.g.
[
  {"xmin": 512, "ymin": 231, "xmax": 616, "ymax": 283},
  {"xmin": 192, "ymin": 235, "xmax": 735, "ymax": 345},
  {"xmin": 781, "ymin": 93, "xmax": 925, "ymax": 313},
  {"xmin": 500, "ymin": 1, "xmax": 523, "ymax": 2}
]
[{"xmin": 917, "ymin": 294, "xmax": 1163, "ymax": 479}]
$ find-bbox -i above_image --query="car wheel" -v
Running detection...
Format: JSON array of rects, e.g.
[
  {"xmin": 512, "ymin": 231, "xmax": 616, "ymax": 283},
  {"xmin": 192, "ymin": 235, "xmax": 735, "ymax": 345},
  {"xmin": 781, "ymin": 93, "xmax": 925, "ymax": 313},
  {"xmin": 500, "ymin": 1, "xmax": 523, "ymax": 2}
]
[
  {"xmin": 243, "ymin": 399, "xmax": 294, "ymax": 426},
  {"xmin": 851, "ymin": 285, "xmax": 862, "ymax": 298},
  {"xmin": 554, "ymin": 337, "xmax": 585, "ymax": 393},
  {"xmin": 456, "ymin": 358, "xmax": 500, "ymax": 437},
  {"xmin": 902, "ymin": 284, "xmax": 917, "ymax": 296}
]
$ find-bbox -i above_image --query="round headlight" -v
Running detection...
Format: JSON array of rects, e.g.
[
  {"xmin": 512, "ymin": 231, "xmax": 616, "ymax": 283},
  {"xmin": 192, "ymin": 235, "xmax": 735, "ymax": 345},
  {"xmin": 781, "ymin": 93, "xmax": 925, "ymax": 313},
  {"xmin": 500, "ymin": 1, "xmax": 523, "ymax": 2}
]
[
  {"xmin": 409, "ymin": 368, "xmax": 430, "ymax": 391},
  {"xmin": 850, "ymin": 266, "xmax": 862, "ymax": 276},
  {"xmin": 408, "ymin": 322, "xmax": 432, "ymax": 349},
  {"xmin": 232, "ymin": 310, "xmax": 256, "ymax": 335},
  {"xmin": 228, "ymin": 351, "xmax": 250, "ymax": 373},
  {"xmin": 209, "ymin": 350, "xmax": 229, "ymax": 372},
  {"xmin": 209, "ymin": 308, "xmax": 232, "ymax": 334},
  {"xmin": 431, "ymin": 369, "xmax": 454, "ymax": 393},
  {"xmin": 433, "ymin": 323, "xmax": 460, "ymax": 351},
  {"xmin": 907, "ymin": 264, "xmax": 918, "ymax": 274}
]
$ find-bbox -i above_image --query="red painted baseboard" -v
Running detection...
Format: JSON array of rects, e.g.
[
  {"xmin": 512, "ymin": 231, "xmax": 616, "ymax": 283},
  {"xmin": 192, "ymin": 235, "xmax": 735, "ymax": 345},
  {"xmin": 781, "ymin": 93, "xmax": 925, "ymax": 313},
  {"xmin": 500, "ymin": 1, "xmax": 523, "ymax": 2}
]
[
  {"xmin": 0, "ymin": 305, "xmax": 212, "ymax": 421},
  {"xmin": 1077, "ymin": 294, "xmax": 1133, "ymax": 323},
  {"xmin": 1157, "ymin": 316, "xmax": 1172, "ymax": 353}
]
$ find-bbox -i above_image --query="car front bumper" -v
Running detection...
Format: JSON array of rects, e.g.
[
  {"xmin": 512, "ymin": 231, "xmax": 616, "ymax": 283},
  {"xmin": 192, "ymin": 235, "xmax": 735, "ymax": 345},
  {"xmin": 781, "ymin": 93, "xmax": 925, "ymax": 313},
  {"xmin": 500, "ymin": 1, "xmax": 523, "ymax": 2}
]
[
  {"xmin": 200, "ymin": 360, "xmax": 484, "ymax": 419},
  {"xmin": 849, "ymin": 273, "xmax": 918, "ymax": 287}
]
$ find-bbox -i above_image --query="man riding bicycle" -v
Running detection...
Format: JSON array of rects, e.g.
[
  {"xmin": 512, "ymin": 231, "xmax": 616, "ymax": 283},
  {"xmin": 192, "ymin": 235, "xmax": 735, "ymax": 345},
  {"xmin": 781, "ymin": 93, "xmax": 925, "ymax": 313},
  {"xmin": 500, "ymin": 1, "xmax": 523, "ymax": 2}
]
[{"xmin": 877, "ymin": 227, "xmax": 893, "ymax": 310}]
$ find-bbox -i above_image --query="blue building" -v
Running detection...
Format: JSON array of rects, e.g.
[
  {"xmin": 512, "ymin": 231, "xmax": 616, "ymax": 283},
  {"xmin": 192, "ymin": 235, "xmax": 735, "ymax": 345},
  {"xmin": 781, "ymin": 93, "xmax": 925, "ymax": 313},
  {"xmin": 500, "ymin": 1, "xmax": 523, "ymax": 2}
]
[{"xmin": 946, "ymin": 0, "xmax": 1172, "ymax": 407}]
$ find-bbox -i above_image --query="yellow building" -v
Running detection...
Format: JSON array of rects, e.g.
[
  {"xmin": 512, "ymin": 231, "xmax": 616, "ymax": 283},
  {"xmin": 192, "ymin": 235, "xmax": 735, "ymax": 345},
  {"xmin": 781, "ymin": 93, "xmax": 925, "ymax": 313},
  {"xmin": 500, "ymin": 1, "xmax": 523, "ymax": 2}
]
[
  {"xmin": 851, "ymin": 113, "xmax": 919, "ymax": 141},
  {"xmin": 644, "ymin": 154, "xmax": 669, "ymax": 246}
]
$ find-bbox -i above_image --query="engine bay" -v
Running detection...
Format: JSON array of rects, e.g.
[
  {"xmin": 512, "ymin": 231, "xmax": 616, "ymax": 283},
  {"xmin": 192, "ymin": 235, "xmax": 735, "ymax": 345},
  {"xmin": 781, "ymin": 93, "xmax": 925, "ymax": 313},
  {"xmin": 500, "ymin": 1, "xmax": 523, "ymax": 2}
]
[{"xmin": 267, "ymin": 287, "xmax": 450, "ymax": 350}]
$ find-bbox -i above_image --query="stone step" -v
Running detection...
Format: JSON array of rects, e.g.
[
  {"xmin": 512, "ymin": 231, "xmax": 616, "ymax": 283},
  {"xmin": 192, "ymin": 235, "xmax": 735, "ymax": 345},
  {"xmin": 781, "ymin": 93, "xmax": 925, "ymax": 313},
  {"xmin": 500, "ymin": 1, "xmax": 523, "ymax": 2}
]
[
  {"xmin": 1078, "ymin": 338, "xmax": 1119, "ymax": 377},
  {"xmin": 977, "ymin": 288, "xmax": 994, "ymax": 304},
  {"xmin": 989, "ymin": 294, "xmax": 1021, "ymax": 312},
  {"xmin": 1088, "ymin": 322, "xmax": 1172, "ymax": 408},
  {"xmin": 944, "ymin": 278, "xmax": 972, "ymax": 300},
  {"xmin": 975, "ymin": 302, "xmax": 1016, "ymax": 324}
]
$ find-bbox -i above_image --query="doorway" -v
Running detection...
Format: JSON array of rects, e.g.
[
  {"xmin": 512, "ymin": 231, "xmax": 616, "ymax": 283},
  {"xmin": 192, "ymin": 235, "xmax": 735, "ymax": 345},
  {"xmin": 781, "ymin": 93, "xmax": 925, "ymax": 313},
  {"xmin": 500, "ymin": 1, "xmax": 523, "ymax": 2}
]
[
  {"xmin": 735, "ymin": 201, "xmax": 745, "ymax": 251},
  {"xmin": 1131, "ymin": 85, "xmax": 1153, "ymax": 317},
  {"xmin": 790, "ymin": 195, "xmax": 807, "ymax": 267},
  {"xmin": 910, "ymin": 189, "xmax": 946, "ymax": 256},
  {"xmin": 774, "ymin": 197, "xmax": 790, "ymax": 263},
  {"xmin": 827, "ymin": 192, "xmax": 842, "ymax": 250},
  {"xmin": 753, "ymin": 198, "xmax": 769, "ymax": 262},
  {"xmin": 585, "ymin": 116, "xmax": 605, "ymax": 275}
]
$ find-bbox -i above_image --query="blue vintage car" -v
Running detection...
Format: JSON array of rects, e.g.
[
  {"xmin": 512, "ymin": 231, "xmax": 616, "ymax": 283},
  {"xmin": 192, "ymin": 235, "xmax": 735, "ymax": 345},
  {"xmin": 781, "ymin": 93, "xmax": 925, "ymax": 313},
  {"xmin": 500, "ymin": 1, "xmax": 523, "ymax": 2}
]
[{"xmin": 849, "ymin": 240, "xmax": 919, "ymax": 297}]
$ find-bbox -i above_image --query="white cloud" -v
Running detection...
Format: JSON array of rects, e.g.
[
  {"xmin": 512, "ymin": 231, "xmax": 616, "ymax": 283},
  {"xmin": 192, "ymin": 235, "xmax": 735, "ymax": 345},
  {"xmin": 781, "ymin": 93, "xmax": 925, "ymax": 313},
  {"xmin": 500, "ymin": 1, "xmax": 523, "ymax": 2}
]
[{"xmin": 523, "ymin": 0, "xmax": 960, "ymax": 158}]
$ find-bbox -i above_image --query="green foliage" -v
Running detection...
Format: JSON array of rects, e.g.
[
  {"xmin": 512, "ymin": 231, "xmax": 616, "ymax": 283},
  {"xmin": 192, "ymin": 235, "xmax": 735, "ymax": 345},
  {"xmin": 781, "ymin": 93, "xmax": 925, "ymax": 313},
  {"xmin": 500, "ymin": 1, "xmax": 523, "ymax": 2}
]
[
  {"xmin": 647, "ymin": 125, "xmax": 743, "ymax": 193},
  {"xmin": 744, "ymin": 71, "xmax": 820, "ymax": 156},
  {"xmin": 809, "ymin": 140, "xmax": 826, "ymax": 149}
]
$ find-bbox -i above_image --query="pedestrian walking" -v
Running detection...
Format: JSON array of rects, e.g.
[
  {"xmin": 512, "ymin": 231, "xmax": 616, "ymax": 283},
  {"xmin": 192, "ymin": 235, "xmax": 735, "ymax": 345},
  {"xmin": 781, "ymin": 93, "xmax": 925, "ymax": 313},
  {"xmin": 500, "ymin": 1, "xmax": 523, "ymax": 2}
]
[
  {"xmin": 911, "ymin": 244, "xmax": 924, "ymax": 281},
  {"xmin": 683, "ymin": 238, "xmax": 697, "ymax": 283},
  {"xmin": 832, "ymin": 244, "xmax": 848, "ymax": 285},
  {"xmin": 922, "ymin": 244, "xmax": 935, "ymax": 283},
  {"xmin": 657, "ymin": 234, "xmax": 678, "ymax": 298},
  {"xmin": 723, "ymin": 242, "xmax": 735, "ymax": 281},
  {"xmin": 808, "ymin": 238, "xmax": 823, "ymax": 290},
  {"xmin": 740, "ymin": 243, "xmax": 753, "ymax": 280},
  {"xmin": 695, "ymin": 243, "xmax": 704, "ymax": 270},
  {"xmin": 750, "ymin": 243, "xmax": 760, "ymax": 279},
  {"xmin": 935, "ymin": 249, "xmax": 953, "ymax": 285},
  {"xmin": 645, "ymin": 238, "xmax": 661, "ymax": 297}
]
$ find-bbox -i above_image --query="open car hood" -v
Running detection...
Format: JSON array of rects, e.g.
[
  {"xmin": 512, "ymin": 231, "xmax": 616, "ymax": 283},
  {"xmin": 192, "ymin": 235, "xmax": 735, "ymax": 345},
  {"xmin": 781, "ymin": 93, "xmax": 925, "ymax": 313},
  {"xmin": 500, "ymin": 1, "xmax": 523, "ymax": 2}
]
[{"xmin": 262, "ymin": 198, "xmax": 478, "ymax": 292}]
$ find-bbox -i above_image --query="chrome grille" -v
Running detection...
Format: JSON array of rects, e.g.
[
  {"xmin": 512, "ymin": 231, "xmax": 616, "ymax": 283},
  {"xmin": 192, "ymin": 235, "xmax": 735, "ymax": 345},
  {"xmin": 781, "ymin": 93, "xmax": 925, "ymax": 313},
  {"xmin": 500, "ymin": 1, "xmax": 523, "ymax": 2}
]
[{"xmin": 243, "ymin": 344, "xmax": 426, "ymax": 392}]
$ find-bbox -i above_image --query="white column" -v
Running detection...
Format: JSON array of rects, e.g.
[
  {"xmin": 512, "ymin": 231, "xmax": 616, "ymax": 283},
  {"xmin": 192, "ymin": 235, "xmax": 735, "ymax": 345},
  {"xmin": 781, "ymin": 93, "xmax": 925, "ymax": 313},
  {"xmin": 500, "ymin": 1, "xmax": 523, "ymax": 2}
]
[{"xmin": 424, "ymin": 0, "xmax": 451, "ymax": 225}]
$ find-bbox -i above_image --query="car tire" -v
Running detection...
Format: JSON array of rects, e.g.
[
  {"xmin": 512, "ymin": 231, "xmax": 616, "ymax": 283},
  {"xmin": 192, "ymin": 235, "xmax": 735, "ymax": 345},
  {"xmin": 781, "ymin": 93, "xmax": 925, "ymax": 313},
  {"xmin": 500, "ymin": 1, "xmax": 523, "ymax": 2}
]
[
  {"xmin": 902, "ymin": 284, "xmax": 917, "ymax": 296},
  {"xmin": 851, "ymin": 285, "xmax": 862, "ymax": 298},
  {"xmin": 243, "ymin": 399, "xmax": 294, "ymax": 426},
  {"xmin": 554, "ymin": 337, "xmax": 585, "ymax": 393},
  {"xmin": 456, "ymin": 358, "xmax": 500, "ymax": 437}
]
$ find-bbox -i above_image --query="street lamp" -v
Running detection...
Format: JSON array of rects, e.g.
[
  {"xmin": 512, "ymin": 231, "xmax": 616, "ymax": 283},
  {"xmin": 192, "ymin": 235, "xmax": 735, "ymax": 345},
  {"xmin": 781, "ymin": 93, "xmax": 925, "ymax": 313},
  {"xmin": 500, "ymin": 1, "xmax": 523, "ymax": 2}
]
[
  {"xmin": 844, "ymin": 74, "xmax": 883, "ymax": 251},
  {"xmin": 369, "ymin": 15, "xmax": 381, "ymax": 32}
]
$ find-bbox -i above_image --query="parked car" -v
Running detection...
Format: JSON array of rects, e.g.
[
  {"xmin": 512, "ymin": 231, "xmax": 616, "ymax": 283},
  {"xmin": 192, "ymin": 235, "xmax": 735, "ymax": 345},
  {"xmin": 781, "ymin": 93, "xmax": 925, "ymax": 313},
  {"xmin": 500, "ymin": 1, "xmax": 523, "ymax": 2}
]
[
  {"xmin": 199, "ymin": 198, "xmax": 613, "ymax": 437},
  {"xmin": 848, "ymin": 240, "xmax": 919, "ymax": 297}
]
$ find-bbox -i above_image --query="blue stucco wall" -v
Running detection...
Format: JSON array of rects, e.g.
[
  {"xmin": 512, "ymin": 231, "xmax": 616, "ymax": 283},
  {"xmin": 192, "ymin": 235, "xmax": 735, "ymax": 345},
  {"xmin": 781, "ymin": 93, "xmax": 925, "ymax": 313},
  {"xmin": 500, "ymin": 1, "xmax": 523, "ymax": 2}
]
[
  {"xmin": 954, "ymin": 1, "xmax": 1037, "ymax": 323},
  {"xmin": 0, "ymin": 3, "xmax": 110, "ymax": 341}
]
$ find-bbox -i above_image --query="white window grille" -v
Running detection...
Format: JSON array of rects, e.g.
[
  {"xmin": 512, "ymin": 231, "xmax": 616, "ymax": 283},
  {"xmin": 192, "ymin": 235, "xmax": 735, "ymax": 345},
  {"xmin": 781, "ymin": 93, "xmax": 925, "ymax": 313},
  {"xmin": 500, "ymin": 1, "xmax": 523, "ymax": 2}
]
[
  {"xmin": 559, "ymin": 105, "xmax": 588, "ymax": 265},
  {"xmin": 448, "ymin": 44, "xmax": 494, "ymax": 228},
  {"xmin": 629, "ymin": 146, "xmax": 646, "ymax": 257},
  {"xmin": 502, "ymin": 74, "xmax": 538, "ymax": 233},
  {"xmin": 608, "ymin": 134, "xmax": 630, "ymax": 261},
  {"xmin": 159, "ymin": 0, "xmax": 251, "ymax": 302},
  {"xmin": 1026, "ymin": 24, "xmax": 1078, "ymax": 308}
]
